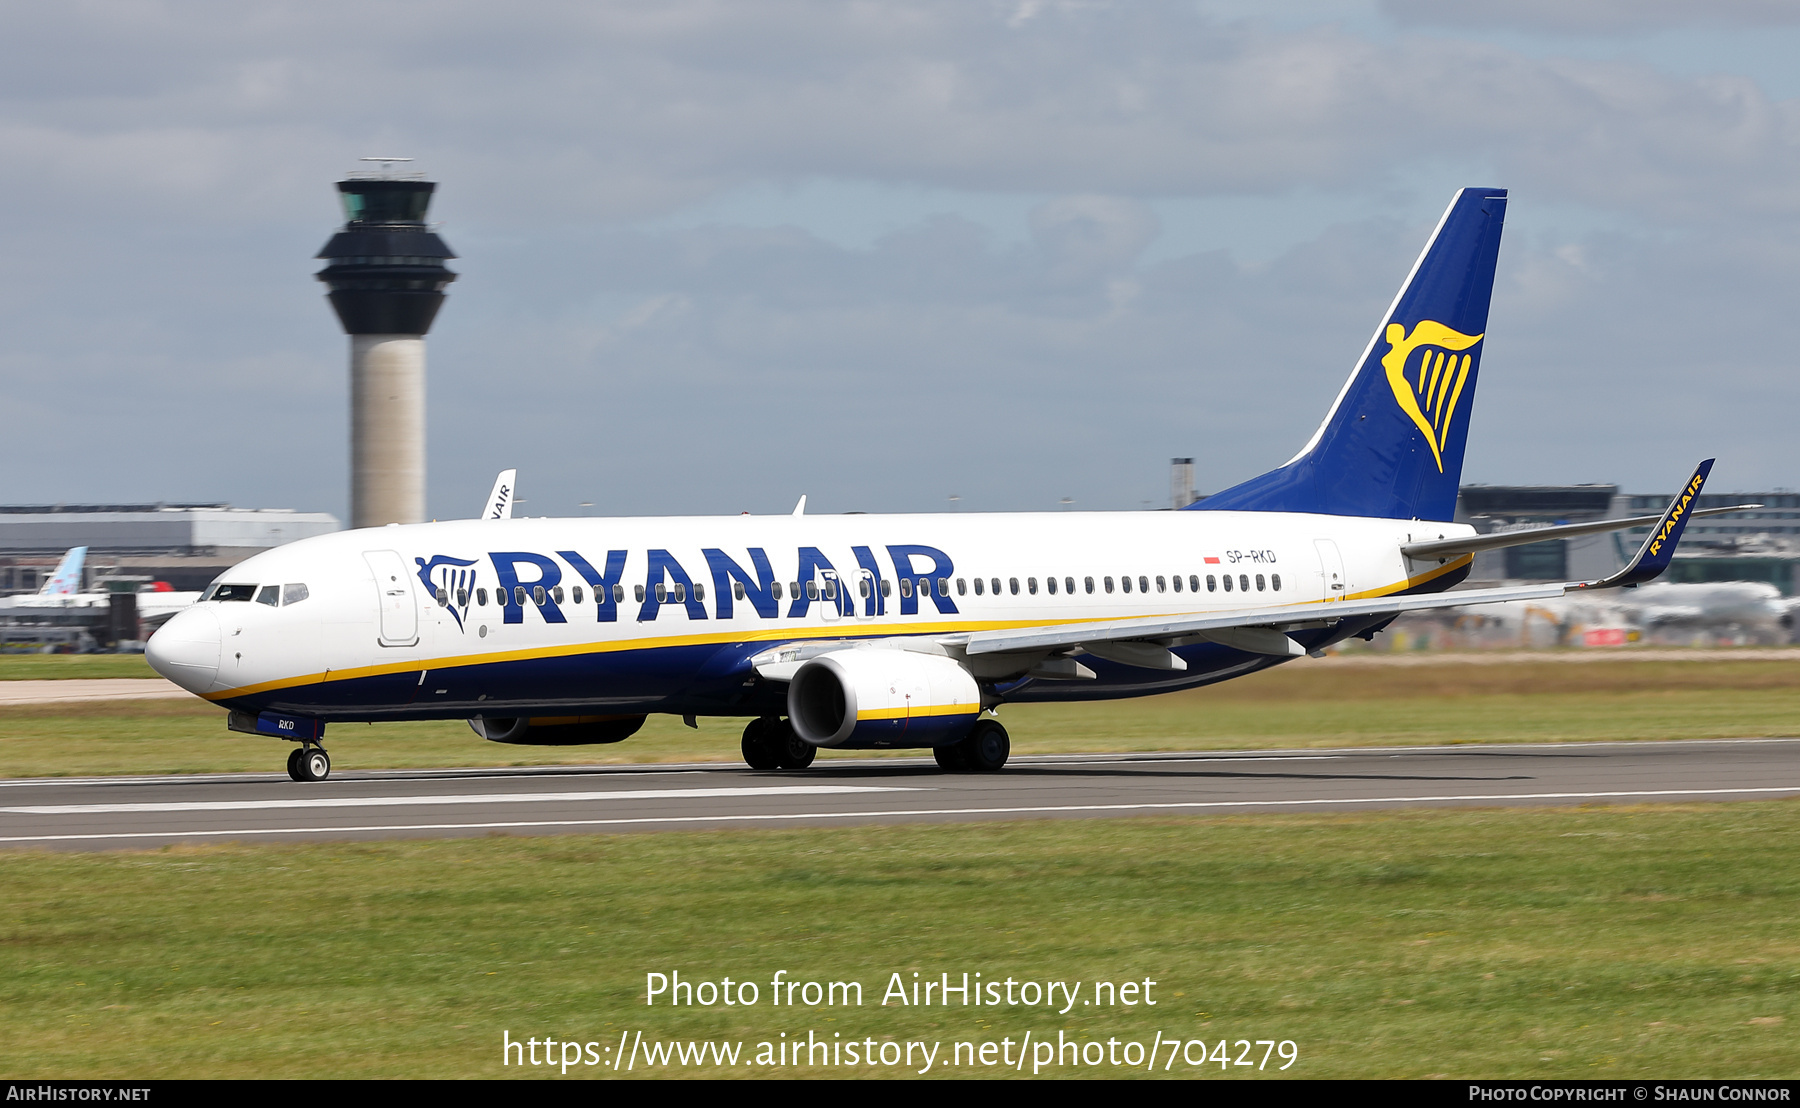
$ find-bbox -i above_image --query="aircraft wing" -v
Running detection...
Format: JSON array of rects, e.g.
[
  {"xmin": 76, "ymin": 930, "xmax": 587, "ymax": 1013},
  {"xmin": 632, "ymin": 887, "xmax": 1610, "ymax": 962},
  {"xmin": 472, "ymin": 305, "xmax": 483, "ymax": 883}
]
[{"xmin": 953, "ymin": 582, "xmax": 1567, "ymax": 661}]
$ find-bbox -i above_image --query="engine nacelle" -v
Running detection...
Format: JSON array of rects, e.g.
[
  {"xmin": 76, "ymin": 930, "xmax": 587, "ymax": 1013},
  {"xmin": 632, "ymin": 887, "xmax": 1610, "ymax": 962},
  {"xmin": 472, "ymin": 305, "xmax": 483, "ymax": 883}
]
[
  {"xmin": 468, "ymin": 714, "xmax": 647, "ymax": 745},
  {"xmin": 787, "ymin": 649, "xmax": 980, "ymax": 748}
]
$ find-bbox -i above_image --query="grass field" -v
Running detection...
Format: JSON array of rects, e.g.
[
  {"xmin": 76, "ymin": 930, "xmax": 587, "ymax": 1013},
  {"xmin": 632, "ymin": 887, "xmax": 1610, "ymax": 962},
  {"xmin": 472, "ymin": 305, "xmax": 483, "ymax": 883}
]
[
  {"xmin": 0, "ymin": 655, "xmax": 157, "ymax": 680},
  {"xmin": 2, "ymin": 802, "xmax": 1797, "ymax": 1078},
  {"xmin": 3, "ymin": 655, "xmax": 1799, "ymax": 778}
]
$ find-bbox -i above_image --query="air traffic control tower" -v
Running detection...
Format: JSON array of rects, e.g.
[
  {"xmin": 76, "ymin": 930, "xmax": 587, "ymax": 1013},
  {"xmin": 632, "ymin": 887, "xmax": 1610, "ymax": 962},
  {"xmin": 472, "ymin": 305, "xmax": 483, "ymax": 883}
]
[{"xmin": 315, "ymin": 161, "xmax": 456, "ymax": 529}]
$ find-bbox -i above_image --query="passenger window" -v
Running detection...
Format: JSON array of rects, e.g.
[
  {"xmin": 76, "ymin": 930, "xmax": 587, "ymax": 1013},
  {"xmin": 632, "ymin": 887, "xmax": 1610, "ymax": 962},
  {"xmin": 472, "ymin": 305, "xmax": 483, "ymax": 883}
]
[
  {"xmin": 571, "ymin": 586, "xmax": 583, "ymax": 604},
  {"xmin": 694, "ymin": 582, "xmax": 705, "ymax": 602},
  {"xmin": 1171, "ymin": 575, "xmax": 1182, "ymax": 593},
  {"xmin": 256, "ymin": 585, "xmax": 280, "ymax": 607},
  {"xmin": 735, "ymin": 581, "xmax": 746, "ymax": 601},
  {"xmin": 771, "ymin": 582, "xmax": 784, "ymax": 600},
  {"xmin": 552, "ymin": 586, "xmax": 564, "ymax": 604},
  {"xmin": 806, "ymin": 581, "xmax": 819, "ymax": 601},
  {"xmin": 956, "ymin": 578, "xmax": 966, "ymax": 596},
  {"xmin": 613, "ymin": 583, "xmax": 625, "ymax": 603},
  {"xmin": 477, "ymin": 588, "xmax": 488, "ymax": 606},
  {"xmin": 1045, "ymin": 577, "xmax": 1056, "ymax": 595},
  {"xmin": 990, "ymin": 578, "xmax": 1000, "ymax": 595},
  {"xmin": 882, "ymin": 579, "xmax": 892, "ymax": 597},
  {"xmin": 937, "ymin": 577, "xmax": 948, "ymax": 596},
  {"xmin": 654, "ymin": 583, "xmax": 667, "ymax": 603},
  {"xmin": 1139, "ymin": 576, "xmax": 1149, "ymax": 593},
  {"xmin": 455, "ymin": 588, "xmax": 468, "ymax": 607},
  {"xmin": 917, "ymin": 578, "xmax": 929, "ymax": 598},
  {"xmin": 823, "ymin": 580, "xmax": 835, "ymax": 600},
  {"xmin": 1206, "ymin": 575, "xmax": 1216, "ymax": 593},
  {"xmin": 1065, "ymin": 577, "xmax": 1075, "ymax": 595},
  {"xmin": 673, "ymin": 582, "xmax": 686, "ymax": 602},
  {"xmin": 1222, "ymin": 575, "xmax": 1232, "ymax": 592},
  {"xmin": 1009, "ymin": 577, "xmax": 1019, "ymax": 595},
  {"xmin": 1156, "ymin": 575, "xmax": 1166, "ymax": 593},
  {"xmin": 434, "ymin": 587, "xmax": 449, "ymax": 606},
  {"xmin": 859, "ymin": 579, "xmax": 870, "ymax": 598},
  {"xmin": 1085, "ymin": 576, "xmax": 1094, "ymax": 594},
  {"xmin": 635, "ymin": 584, "xmax": 646, "ymax": 603},
  {"xmin": 1104, "ymin": 576, "xmax": 1114, "ymax": 593},
  {"xmin": 284, "ymin": 583, "xmax": 310, "ymax": 606},
  {"xmin": 974, "ymin": 578, "xmax": 985, "ymax": 596},
  {"xmin": 1189, "ymin": 575, "xmax": 1199, "ymax": 593},
  {"xmin": 1121, "ymin": 576, "xmax": 1132, "ymax": 594},
  {"xmin": 1028, "ymin": 577, "xmax": 1038, "ymax": 595},
  {"xmin": 1272, "ymin": 574, "xmax": 1282, "ymax": 591},
  {"xmin": 1255, "ymin": 574, "xmax": 1265, "ymax": 592},
  {"xmin": 515, "ymin": 586, "xmax": 528, "ymax": 606},
  {"xmin": 533, "ymin": 585, "xmax": 547, "ymax": 605},
  {"xmin": 790, "ymin": 581, "xmax": 801, "ymax": 599},
  {"xmin": 899, "ymin": 578, "xmax": 913, "ymax": 598},
  {"xmin": 1239, "ymin": 574, "xmax": 1249, "ymax": 592}
]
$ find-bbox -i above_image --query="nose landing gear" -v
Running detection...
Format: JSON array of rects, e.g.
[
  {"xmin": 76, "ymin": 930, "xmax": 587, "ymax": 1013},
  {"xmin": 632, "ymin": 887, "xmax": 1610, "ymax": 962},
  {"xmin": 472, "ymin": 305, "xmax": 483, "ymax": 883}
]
[{"xmin": 286, "ymin": 744, "xmax": 332, "ymax": 782}]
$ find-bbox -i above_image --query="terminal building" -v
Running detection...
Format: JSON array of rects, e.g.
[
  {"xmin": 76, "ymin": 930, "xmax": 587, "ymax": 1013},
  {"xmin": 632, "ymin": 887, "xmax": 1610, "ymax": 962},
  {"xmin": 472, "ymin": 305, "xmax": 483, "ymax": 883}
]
[
  {"xmin": 0, "ymin": 504, "xmax": 340, "ymax": 595},
  {"xmin": 1457, "ymin": 485, "xmax": 1800, "ymax": 593}
]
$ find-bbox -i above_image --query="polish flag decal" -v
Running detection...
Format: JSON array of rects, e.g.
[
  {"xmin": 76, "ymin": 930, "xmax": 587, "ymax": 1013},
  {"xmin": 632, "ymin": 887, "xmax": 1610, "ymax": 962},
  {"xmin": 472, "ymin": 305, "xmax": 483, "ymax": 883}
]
[{"xmin": 1203, "ymin": 556, "xmax": 1220, "ymax": 564}]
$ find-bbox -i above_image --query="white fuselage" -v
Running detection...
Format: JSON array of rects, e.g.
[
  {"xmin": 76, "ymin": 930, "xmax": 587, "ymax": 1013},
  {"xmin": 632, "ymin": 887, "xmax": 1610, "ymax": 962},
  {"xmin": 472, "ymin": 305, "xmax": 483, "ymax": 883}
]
[{"xmin": 146, "ymin": 509, "xmax": 1472, "ymax": 720}]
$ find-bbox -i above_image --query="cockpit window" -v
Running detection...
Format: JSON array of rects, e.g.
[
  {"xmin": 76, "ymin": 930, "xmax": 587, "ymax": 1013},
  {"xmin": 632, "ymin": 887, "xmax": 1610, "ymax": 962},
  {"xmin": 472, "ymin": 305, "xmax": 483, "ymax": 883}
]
[
  {"xmin": 255, "ymin": 585, "xmax": 280, "ymax": 607},
  {"xmin": 212, "ymin": 584, "xmax": 258, "ymax": 602},
  {"xmin": 283, "ymin": 583, "xmax": 309, "ymax": 606}
]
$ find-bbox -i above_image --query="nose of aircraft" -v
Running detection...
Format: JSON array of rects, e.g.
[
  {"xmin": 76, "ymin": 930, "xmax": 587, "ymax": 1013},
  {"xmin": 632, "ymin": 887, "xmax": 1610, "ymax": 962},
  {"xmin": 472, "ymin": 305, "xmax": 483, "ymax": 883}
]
[{"xmin": 146, "ymin": 606, "xmax": 220, "ymax": 695}]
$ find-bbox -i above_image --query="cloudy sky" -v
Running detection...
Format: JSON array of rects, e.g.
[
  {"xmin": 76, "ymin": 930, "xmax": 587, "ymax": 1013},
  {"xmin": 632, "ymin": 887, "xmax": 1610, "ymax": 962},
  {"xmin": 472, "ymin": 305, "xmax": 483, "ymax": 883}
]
[{"xmin": 1, "ymin": 0, "xmax": 1796, "ymax": 520}]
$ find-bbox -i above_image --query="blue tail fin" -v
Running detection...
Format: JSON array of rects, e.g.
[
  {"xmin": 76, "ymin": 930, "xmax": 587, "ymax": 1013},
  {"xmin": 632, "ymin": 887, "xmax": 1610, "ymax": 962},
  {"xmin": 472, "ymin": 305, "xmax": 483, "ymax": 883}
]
[
  {"xmin": 1193, "ymin": 187, "xmax": 1507, "ymax": 522},
  {"xmin": 38, "ymin": 546, "xmax": 86, "ymax": 596}
]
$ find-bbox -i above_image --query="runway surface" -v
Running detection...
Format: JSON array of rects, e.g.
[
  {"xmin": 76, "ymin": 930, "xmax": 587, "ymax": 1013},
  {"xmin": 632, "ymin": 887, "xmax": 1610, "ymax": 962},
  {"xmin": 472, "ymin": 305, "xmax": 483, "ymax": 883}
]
[{"xmin": 4, "ymin": 737, "xmax": 1800, "ymax": 850}]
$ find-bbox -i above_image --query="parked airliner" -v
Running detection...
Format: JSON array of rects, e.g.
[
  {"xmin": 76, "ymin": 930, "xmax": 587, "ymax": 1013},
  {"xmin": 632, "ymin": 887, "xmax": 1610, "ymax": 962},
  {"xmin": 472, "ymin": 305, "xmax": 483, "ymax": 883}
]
[
  {"xmin": 146, "ymin": 188, "xmax": 1734, "ymax": 782},
  {"xmin": 5, "ymin": 546, "xmax": 202, "ymax": 623}
]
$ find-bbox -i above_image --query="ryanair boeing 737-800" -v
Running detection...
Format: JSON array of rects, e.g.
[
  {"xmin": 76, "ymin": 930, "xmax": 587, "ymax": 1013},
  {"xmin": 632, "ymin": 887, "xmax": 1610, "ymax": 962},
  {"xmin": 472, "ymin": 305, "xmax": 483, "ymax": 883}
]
[{"xmin": 145, "ymin": 188, "xmax": 1738, "ymax": 782}]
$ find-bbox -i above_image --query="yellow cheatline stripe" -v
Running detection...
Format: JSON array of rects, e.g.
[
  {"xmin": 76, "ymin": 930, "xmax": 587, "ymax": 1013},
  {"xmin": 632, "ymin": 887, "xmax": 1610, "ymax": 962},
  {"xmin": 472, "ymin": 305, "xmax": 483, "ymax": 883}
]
[
  {"xmin": 203, "ymin": 554, "xmax": 1474, "ymax": 703},
  {"xmin": 855, "ymin": 703, "xmax": 979, "ymax": 722}
]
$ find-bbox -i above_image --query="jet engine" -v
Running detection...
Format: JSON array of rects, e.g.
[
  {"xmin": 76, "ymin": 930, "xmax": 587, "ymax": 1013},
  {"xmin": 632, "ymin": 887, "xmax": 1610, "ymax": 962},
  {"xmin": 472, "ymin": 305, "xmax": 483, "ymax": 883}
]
[
  {"xmin": 469, "ymin": 714, "xmax": 646, "ymax": 745},
  {"xmin": 787, "ymin": 648, "xmax": 980, "ymax": 748}
]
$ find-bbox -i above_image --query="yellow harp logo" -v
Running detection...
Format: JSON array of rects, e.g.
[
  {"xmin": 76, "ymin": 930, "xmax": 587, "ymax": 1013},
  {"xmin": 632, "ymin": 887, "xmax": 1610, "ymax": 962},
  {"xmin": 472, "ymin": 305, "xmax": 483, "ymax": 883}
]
[{"xmin": 1381, "ymin": 320, "xmax": 1483, "ymax": 473}]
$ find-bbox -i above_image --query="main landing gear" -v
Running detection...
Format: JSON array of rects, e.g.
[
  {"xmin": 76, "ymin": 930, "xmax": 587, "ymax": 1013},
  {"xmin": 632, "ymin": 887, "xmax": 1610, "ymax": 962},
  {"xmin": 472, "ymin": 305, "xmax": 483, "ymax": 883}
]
[
  {"xmin": 934, "ymin": 718, "xmax": 1010, "ymax": 773},
  {"xmin": 286, "ymin": 744, "xmax": 332, "ymax": 782},
  {"xmin": 741, "ymin": 716, "xmax": 816, "ymax": 771}
]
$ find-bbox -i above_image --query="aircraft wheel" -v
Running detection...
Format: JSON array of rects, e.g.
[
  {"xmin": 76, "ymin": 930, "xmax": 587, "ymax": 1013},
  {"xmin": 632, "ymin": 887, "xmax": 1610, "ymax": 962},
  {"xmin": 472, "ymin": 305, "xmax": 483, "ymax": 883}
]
[
  {"xmin": 962, "ymin": 719, "xmax": 1010, "ymax": 772},
  {"xmin": 773, "ymin": 719, "xmax": 816, "ymax": 769},
  {"xmin": 932, "ymin": 743, "xmax": 968, "ymax": 772},
  {"xmin": 286, "ymin": 747, "xmax": 306, "ymax": 782},
  {"xmin": 297, "ymin": 747, "xmax": 332, "ymax": 782},
  {"xmin": 741, "ymin": 717, "xmax": 782, "ymax": 770}
]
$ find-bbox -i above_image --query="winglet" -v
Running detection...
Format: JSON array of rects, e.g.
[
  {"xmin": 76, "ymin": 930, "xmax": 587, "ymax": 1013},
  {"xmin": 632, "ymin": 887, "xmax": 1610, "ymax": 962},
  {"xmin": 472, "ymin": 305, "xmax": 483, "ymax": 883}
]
[
  {"xmin": 1576, "ymin": 459, "xmax": 1713, "ymax": 590},
  {"xmin": 792, "ymin": 495, "xmax": 807, "ymax": 516},
  {"xmin": 482, "ymin": 469, "xmax": 517, "ymax": 520}
]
